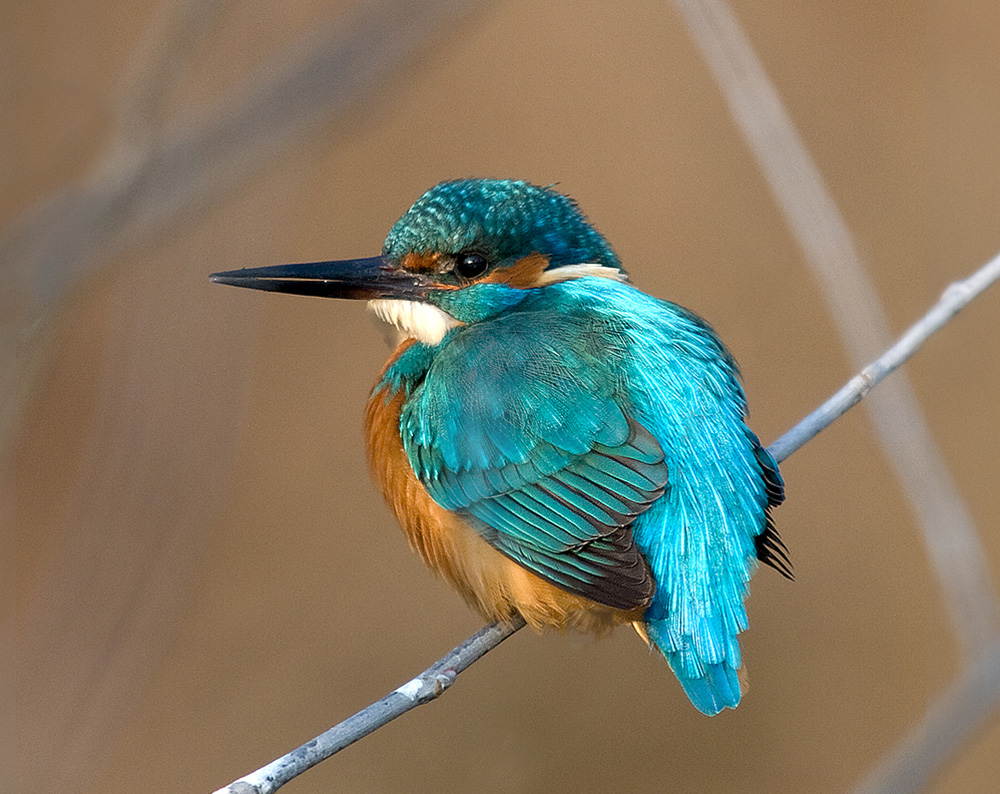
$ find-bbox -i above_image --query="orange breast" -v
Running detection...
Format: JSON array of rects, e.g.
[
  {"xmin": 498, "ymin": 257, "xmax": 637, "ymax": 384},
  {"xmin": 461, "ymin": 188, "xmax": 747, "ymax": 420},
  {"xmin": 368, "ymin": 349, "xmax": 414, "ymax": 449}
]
[{"xmin": 363, "ymin": 345, "xmax": 644, "ymax": 634}]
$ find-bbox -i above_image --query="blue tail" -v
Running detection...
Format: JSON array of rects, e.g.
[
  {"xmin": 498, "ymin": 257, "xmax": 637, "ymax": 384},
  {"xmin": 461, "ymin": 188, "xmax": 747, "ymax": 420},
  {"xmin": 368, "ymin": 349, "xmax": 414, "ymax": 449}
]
[{"xmin": 646, "ymin": 619, "xmax": 744, "ymax": 715}]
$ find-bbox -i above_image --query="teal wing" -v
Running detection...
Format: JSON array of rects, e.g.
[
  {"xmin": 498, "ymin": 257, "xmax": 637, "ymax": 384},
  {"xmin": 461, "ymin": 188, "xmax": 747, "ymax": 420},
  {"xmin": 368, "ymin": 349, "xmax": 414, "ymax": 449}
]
[{"xmin": 399, "ymin": 312, "xmax": 667, "ymax": 609}]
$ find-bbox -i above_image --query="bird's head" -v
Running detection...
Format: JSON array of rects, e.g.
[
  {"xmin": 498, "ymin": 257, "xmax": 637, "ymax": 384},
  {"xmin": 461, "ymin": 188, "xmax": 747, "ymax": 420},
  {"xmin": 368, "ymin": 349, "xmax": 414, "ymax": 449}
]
[{"xmin": 211, "ymin": 179, "xmax": 626, "ymax": 344}]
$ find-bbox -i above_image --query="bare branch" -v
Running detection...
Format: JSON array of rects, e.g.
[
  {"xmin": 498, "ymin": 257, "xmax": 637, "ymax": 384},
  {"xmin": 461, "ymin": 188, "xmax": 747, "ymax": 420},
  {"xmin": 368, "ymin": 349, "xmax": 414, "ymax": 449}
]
[
  {"xmin": 213, "ymin": 618, "xmax": 525, "ymax": 794},
  {"xmin": 768, "ymin": 251, "xmax": 1000, "ymax": 463},
  {"xmin": 212, "ymin": 254, "xmax": 1000, "ymax": 793}
]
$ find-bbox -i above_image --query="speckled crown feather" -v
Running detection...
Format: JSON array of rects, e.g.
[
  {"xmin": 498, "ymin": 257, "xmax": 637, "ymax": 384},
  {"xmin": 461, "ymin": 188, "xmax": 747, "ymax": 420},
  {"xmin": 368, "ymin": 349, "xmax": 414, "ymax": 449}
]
[{"xmin": 383, "ymin": 179, "xmax": 623, "ymax": 272}]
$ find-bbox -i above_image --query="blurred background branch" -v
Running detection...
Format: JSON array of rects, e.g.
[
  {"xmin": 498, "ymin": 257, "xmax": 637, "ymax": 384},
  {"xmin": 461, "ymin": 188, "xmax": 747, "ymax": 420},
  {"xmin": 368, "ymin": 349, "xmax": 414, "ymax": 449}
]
[
  {"xmin": 675, "ymin": 4, "xmax": 1000, "ymax": 789},
  {"xmin": 852, "ymin": 637, "xmax": 1000, "ymax": 794},
  {"xmin": 5, "ymin": 0, "xmax": 485, "ymax": 446},
  {"xmin": 8, "ymin": 2, "xmax": 998, "ymax": 793},
  {"xmin": 9, "ymin": 3, "xmax": 485, "ymax": 794},
  {"xmin": 675, "ymin": 0, "xmax": 998, "ymax": 661}
]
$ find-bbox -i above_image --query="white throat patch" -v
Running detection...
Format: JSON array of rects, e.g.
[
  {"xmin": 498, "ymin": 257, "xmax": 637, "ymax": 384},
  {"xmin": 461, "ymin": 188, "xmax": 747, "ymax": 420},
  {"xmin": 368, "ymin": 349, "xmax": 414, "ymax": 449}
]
[{"xmin": 368, "ymin": 299, "xmax": 462, "ymax": 345}]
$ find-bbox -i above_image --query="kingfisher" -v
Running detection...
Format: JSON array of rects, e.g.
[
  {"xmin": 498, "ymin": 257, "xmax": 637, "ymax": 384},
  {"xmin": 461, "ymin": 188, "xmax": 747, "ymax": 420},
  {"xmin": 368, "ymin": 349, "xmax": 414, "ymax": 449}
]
[{"xmin": 211, "ymin": 178, "xmax": 790, "ymax": 715}]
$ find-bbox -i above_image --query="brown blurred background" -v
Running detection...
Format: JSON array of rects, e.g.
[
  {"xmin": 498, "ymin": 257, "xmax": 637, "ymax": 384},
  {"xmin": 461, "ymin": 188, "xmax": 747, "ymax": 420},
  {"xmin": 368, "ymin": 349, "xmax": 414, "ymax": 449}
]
[{"xmin": 8, "ymin": 1, "xmax": 1000, "ymax": 793}]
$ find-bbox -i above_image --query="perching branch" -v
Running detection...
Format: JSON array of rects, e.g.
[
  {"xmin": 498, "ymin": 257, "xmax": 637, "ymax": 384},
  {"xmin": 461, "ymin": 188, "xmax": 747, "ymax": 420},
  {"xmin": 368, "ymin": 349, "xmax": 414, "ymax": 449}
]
[
  {"xmin": 213, "ymin": 253, "xmax": 1000, "ymax": 794},
  {"xmin": 213, "ymin": 618, "xmax": 525, "ymax": 794},
  {"xmin": 768, "ymin": 250, "xmax": 1000, "ymax": 464}
]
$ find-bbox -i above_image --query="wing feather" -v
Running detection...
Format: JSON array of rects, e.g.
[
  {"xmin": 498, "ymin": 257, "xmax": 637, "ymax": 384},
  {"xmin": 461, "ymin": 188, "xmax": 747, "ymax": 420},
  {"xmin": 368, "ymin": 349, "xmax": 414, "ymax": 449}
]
[{"xmin": 401, "ymin": 312, "xmax": 664, "ymax": 609}]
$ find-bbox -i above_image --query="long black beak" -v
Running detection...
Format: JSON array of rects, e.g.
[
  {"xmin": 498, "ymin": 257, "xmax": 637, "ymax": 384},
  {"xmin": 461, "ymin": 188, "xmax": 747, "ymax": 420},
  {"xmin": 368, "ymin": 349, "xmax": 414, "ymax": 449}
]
[{"xmin": 210, "ymin": 256, "xmax": 432, "ymax": 300}]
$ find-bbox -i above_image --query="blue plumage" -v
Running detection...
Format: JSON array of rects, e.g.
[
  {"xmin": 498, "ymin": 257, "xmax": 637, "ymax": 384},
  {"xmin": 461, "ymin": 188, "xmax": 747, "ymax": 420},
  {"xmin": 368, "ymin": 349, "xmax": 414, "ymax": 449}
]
[
  {"xmin": 380, "ymin": 272, "xmax": 785, "ymax": 714},
  {"xmin": 212, "ymin": 178, "xmax": 788, "ymax": 715}
]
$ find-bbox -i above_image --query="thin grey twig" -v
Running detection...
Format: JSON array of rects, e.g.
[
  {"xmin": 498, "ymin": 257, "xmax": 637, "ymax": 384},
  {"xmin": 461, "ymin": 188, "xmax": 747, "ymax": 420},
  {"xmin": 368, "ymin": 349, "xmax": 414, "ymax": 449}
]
[
  {"xmin": 212, "ymin": 254, "xmax": 999, "ymax": 794},
  {"xmin": 213, "ymin": 618, "xmax": 526, "ymax": 794},
  {"xmin": 769, "ymin": 250, "xmax": 1000, "ymax": 462}
]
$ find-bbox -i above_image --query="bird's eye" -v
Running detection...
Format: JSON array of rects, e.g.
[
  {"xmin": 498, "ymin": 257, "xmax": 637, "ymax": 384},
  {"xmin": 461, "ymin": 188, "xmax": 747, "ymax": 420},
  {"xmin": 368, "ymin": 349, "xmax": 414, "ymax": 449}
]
[{"xmin": 455, "ymin": 252, "xmax": 489, "ymax": 279}]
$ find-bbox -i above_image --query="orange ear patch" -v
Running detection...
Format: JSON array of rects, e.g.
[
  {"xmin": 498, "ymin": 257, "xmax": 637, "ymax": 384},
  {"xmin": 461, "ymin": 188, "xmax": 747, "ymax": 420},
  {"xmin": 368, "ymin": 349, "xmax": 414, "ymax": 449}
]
[
  {"xmin": 402, "ymin": 251, "xmax": 445, "ymax": 272},
  {"xmin": 482, "ymin": 253, "xmax": 550, "ymax": 288}
]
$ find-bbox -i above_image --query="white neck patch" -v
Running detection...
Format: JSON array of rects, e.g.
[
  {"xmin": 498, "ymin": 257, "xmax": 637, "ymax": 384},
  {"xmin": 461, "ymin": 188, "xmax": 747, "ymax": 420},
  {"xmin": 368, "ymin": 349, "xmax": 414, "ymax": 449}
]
[{"xmin": 368, "ymin": 299, "xmax": 462, "ymax": 345}]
